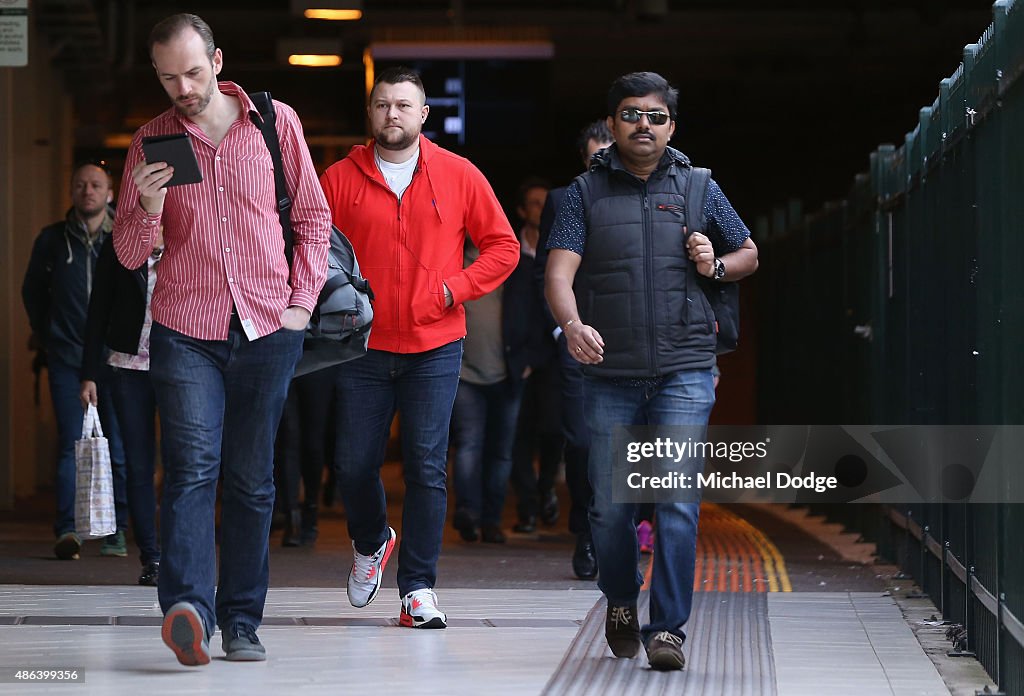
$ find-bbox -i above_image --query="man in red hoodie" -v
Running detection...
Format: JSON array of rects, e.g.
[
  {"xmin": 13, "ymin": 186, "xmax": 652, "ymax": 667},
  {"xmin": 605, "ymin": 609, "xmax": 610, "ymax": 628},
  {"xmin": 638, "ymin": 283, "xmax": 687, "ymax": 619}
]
[{"xmin": 320, "ymin": 66, "xmax": 519, "ymax": 628}]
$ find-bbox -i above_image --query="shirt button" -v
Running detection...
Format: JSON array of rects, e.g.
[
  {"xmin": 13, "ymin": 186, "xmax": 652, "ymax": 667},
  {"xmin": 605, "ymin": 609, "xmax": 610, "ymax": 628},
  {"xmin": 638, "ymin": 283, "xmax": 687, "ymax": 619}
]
[
  {"xmin": 225, "ymin": 247, "xmax": 231, "ymax": 253},
  {"xmin": 216, "ymin": 156, "xmax": 221, "ymax": 161},
  {"xmin": 228, "ymin": 278, "xmax": 234, "ymax": 283},
  {"xmin": 218, "ymin": 186, "xmax": 224, "ymax": 192},
  {"xmin": 221, "ymin": 217, "xmax": 227, "ymax": 222}
]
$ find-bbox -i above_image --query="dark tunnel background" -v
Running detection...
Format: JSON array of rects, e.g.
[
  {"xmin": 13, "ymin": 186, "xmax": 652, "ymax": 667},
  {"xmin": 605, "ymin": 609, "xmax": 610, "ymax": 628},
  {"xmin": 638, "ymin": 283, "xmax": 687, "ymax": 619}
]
[{"xmin": 54, "ymin": 0, "xmax": 997, "ymax": 424}]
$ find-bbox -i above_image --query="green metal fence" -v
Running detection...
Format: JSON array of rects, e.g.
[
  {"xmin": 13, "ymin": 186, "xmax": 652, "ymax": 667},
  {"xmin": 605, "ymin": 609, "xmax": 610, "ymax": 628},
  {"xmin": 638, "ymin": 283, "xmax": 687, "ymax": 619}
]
[{"xmin": 758, "ymin": 2, "xmax": 1024, "ymax": 693}]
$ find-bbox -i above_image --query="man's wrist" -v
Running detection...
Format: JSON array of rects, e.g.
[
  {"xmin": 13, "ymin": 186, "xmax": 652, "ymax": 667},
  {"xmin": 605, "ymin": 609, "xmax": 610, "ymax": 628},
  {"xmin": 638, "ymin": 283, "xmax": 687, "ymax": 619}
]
[{"xmin": 563, "ymin": 318, "xmax": 579, "ymax": 332}]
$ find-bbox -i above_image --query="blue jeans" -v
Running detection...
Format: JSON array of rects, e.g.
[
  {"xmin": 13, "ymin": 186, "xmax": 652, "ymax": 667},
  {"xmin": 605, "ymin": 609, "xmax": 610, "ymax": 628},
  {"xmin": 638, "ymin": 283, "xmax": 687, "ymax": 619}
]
[
  {"xmin": 450, "ymin": 378, "xmax": 523, "ymax": 527},
  {"xmin": 583, "ymin": 370, "xmax": 715, "ymax": 644},
  {"xmin": 150, "ymin": 319, "xmax": 302, "ymax": 638},
  {"xmin": 334, "ymin": 340, "xmax": 463, "ymax": 598},
  {"xmin": 557, "ymin": 334, "xmax": 594, "ymax": 536},
  {"xmin": 48, "ymin": 359, "xmax": 127, "ymax": 537},
  {"xmin": 108, "ymin": 367, "xmax": 160, "ymax": 565}
]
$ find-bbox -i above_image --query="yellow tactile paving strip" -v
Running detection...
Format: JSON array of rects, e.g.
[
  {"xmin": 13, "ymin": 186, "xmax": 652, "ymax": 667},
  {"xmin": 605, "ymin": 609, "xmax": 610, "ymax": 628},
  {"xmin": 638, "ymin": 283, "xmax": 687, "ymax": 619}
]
[{"xmin": 642, "ymin": 502, "xmax": 792, "ymax": 593}]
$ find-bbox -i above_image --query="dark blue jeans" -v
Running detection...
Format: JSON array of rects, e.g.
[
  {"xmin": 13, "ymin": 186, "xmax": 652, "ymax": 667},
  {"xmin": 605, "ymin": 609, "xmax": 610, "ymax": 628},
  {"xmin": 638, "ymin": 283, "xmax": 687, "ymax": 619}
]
[
  {"xmin": 450, "ymin": 378, "xmax": 523, "ymax": 527},
  {"xmin": 108, "ymin": 366, "xmax": 160, "ymax": 565},
  {"xmin": 48, "ymin": 359, "xmax": 127, "ymax": 537},
  {"xmin": 583, "ymin": 370, "xmax": 715, "ymax": 644},
  {"xmin": 150, "ymin": 320, "xmax": 302, "ymax": 638},
  {"xmin": 334, "ymin": 340, "xmax": 463, "ymax": 598},
  {"xmin": 557, "ymin": 334, "xmax": 594, "ymax": 536}
]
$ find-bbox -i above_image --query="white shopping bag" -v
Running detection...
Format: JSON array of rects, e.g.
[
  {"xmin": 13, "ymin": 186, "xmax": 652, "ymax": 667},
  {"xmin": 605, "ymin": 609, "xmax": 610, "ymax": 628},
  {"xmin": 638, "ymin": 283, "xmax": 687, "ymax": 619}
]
[{"xmin": 74, "ymin": 403, "xmax": 116, "ymax": 538}]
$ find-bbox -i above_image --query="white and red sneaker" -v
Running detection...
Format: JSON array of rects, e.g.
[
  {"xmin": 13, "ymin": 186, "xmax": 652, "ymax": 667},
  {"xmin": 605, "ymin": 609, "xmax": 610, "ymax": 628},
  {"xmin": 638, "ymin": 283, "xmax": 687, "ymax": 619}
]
[
  {"xmin": 400, "ymin": 588, "xmax": 447, "ymax": 629},
  {"xmin": 347, "ymin": 526, "xmax": 396, "ymax": 608}
]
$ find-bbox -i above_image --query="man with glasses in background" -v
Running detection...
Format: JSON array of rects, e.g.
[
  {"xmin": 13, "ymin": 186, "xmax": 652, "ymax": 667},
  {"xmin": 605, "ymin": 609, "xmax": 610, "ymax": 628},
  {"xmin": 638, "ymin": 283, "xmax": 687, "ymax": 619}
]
[{"xmin": 544, "ymin": 72, "xmax": 758, "ymax": 670}]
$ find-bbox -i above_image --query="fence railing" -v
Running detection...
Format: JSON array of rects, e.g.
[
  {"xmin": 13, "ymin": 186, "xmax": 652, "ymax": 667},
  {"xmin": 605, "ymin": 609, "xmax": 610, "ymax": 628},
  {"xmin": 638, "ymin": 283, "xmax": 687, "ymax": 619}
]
[{"xmin": 757, "ymin": 2, "xmax": 1024, "ymax": 693}]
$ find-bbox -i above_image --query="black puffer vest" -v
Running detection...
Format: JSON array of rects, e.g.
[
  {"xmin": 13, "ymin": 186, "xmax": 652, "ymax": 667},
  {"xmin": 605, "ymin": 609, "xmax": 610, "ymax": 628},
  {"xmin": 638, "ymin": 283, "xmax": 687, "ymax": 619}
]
[{"xmin": 574, "ymin": 146, "xmax": 716, "ymax": 378}]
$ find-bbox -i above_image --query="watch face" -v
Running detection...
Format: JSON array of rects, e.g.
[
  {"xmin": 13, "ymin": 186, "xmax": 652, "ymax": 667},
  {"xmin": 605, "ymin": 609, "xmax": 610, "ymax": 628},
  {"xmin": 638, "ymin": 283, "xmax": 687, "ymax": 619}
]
[{"xmin": 714, "ymin": 258, "xmax": 726, "ymax": 279}]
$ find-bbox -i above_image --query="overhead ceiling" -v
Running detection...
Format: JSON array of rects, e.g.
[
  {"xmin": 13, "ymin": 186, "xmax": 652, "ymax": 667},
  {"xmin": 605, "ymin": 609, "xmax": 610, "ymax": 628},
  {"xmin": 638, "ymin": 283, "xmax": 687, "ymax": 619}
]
[{"xmin": 34, "ymin": 0, "xmax": 996, "ymax": 214}]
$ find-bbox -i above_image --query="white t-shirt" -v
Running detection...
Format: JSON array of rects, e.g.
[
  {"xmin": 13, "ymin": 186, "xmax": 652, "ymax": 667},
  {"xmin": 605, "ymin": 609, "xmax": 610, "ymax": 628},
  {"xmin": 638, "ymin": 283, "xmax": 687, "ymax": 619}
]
[{"xmin": 375, "ymin": 148, "xmax": 419, "ymax": 200}]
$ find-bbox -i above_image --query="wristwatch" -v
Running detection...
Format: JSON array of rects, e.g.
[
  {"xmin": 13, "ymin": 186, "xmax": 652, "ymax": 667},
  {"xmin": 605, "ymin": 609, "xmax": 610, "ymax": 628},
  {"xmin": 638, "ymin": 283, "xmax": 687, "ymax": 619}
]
[{"xmin": 712, "ymin": 257, "xmax": 726, "ymax": 280}]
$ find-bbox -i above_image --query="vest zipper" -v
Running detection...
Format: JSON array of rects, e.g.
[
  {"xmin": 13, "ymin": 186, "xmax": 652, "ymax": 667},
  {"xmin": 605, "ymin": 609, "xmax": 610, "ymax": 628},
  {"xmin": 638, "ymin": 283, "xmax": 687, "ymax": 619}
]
[{"xmin": 641, "ymin": 186, "xmax": 659, "ymax": 376}]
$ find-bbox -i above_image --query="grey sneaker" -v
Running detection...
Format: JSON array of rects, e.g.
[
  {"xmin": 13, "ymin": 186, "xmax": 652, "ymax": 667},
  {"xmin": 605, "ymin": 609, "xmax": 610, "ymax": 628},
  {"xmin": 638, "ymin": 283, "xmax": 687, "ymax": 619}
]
[
  {"xmin": 161, "ymin": 602, "xmax": 210, "ymax": 666},
  {"xmin": 645, "ymin": 630, "xmax": 686, "ymax": 670},
  {"xmin": 222, "ymin": 624, "xmax": 267, "ymax": 662},
  {"xmin": 605, "ymin": 602, "xmax": 641, "ymax": 658}
]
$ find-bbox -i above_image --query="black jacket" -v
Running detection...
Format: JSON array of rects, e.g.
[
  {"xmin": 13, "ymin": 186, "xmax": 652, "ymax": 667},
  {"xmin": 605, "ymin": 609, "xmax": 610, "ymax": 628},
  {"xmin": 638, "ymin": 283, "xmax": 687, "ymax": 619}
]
[
  {"xmin": 81, "ymin": 240, "xmax": 150, "ymax": 382},
  {"xmin": 502, "ymin": 250, "xmax": 554, "ymax": 385},
  {"xmin": 22, "ymin": 209, "xmax": 112, "ymax": 369}
]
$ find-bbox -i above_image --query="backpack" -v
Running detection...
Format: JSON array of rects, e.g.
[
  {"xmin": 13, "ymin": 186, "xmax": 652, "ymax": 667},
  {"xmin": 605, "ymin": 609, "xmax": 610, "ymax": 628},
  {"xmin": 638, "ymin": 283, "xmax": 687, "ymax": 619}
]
[
  {"xmin": 685, "ymin": 167, "xmax": 740, "ymax": 354},
  {"xmin": 248, "ymin": 91, "xmax": 374, "ymax": 377}
]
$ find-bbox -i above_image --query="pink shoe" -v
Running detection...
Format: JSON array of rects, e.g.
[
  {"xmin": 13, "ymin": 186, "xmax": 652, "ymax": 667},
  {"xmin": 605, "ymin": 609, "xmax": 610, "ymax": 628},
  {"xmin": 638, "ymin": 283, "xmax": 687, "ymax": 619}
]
[{"xmin": 637, "ymin": 520, "xmax": 654, "ymax": 554}]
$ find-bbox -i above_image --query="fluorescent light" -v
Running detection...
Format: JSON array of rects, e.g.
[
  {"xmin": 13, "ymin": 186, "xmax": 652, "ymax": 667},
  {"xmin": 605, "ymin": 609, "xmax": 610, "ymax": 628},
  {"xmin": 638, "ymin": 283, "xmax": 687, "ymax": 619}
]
[
  {"xmin": 291, "ymin": 1, "xmax": 363, "ymax": 20},
  {"xmin": 288, "ymin": 54, "xmax": 342, "ymax": 67},
  {"xmin": 304, "ymin": 9, "xmax": 362, "ymax": 20}
]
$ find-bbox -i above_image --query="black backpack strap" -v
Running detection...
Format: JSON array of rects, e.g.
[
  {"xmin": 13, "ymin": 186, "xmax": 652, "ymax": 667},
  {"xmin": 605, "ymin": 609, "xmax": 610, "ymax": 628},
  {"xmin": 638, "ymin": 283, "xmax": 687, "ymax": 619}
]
[
  {"xmin": 684, "ymin": 166, "xmax": 712, "ymax": 235},
  {"xmin": 248, "ymin": 91, "xmax": 294, "ymax": 266}
]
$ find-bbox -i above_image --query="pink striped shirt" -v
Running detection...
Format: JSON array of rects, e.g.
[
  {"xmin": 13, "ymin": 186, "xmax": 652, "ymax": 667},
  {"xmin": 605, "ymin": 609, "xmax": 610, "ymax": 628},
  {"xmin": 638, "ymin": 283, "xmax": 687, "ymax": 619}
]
[{"xmin": 113, "ymin": 81, "xmax": 330, "ymax": 341}]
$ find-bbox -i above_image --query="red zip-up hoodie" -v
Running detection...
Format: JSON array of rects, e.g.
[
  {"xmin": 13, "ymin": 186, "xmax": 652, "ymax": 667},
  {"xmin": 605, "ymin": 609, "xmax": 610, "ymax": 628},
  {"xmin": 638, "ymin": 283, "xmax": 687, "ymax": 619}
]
[{"xmin": 320, "ymin": 135, "xmax": 519, "ymax": 354}]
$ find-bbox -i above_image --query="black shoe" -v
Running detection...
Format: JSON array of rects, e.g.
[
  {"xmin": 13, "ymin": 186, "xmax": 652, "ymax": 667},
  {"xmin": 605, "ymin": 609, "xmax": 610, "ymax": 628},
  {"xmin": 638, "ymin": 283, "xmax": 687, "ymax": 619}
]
[
  {"xmin": 480, "ymin": 525, "xmax": 506, "ymax": 544},
  {"xmin": 282, "ymin": 510, "xmax": 302, "ymax": 547},
  {"xmin": 53, "ymin": 532, "xmax": 81, "ymax": 560},
  {"xmin": 572, "ymin": 534, "xmax": 597, "ymax": 580},
  {"xmin": 453, "ymin": 509, "xmax": 479, "ymax": 542},
  {"xmin": 605, "ymin": 602, "xmax": 641, "ymax": 658},
  {"xmin": 645, "ymin": 630, "xmax": 686, "ymax": 670},
  {"xmin": 300, "ymin": 503, "xmax": 319, "ymax": 546},
  {"xmin": 512, "ymin": 515, "xmax": 536, "ymax": 534},
  {"xmin": 138, "ymin": 562, "xmax": 160, "ymax": 586},
  {"xmin": 540, "ymin": 490, "xmax": 559, "ymax": 526}
]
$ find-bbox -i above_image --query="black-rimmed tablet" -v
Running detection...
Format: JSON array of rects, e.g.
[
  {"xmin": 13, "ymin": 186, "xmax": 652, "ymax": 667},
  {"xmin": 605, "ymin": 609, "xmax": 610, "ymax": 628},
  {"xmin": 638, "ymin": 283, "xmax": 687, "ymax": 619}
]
[{"xmin": 141, "ymin": 133, "xmax": 203, "ymax": 187}]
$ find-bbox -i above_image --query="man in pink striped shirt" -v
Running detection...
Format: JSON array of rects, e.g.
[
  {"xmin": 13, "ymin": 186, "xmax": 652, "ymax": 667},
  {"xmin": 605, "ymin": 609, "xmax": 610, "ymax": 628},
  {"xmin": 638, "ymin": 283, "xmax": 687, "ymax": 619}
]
[{"xmin": 113, "ymin": 13, "xmax": 330, "ymax": 667}]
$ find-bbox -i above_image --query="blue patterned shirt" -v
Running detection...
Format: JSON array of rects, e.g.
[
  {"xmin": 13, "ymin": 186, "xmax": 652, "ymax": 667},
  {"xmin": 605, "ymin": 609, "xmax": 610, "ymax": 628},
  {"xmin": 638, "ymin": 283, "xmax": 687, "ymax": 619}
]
[{"xmin": 547, "ymin": 176, "xmax": 749, "ymax": 256}]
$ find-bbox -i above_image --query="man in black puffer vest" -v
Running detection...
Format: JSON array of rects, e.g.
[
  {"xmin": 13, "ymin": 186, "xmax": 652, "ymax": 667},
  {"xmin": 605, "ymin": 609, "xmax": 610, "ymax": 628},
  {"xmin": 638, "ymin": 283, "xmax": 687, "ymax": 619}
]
[{"xmin": 545, "ymin": 72, "xmax": 758, "ymax": 671}]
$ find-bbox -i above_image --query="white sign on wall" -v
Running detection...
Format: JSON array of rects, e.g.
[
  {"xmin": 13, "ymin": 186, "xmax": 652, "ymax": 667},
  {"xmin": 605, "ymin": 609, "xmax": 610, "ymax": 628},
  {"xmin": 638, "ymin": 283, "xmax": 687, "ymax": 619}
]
[{"xmin": 0, "ymin": 0, "xmax": 28, "ymax": 68}]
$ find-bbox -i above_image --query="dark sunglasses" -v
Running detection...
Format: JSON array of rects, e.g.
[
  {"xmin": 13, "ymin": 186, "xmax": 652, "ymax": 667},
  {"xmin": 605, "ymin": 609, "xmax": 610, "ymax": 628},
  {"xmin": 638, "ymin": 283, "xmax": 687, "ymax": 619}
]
[{"xmin": 619, "ymin": 107, "xmax": 670, "ymax": 126}]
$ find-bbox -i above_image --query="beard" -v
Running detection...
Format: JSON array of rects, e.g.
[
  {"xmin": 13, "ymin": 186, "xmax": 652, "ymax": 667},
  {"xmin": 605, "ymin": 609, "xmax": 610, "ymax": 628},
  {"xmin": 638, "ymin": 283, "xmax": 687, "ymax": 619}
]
[
  {"xmin": 374, "ymin": 124, "xmax": 419, "ymax": 151},
  {"xmin": 74, "ymin": 200, "xmax": 108, "ymax": 219},
  {"xmin": 173, "ymin": 78, "xmax": 216, "ymax": 118}
]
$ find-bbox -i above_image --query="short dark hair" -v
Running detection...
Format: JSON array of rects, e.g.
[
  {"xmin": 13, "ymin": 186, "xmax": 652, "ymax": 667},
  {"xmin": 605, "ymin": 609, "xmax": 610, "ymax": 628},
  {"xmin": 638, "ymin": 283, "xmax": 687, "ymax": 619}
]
[
  {"xmin": 606, "ymin": 71, "xmax": 679, "ymax": 120},
  {"xmin": 516, "ymin": 177, "xmax": 550, "ymax": 209},
  {"xmin": 575, "ymin": 120, "xmax": 613, "ymax": 160},
  {"xmin": 372, "ymin": 66, "xmax": 426, "ymax": 102},
  {"xmin": 71, "ymin": 160, "xmax": 113, "ymax": 185},
  {"xmin": 148, "ymin": 13, "xmax": 216, "ymax": 61}
]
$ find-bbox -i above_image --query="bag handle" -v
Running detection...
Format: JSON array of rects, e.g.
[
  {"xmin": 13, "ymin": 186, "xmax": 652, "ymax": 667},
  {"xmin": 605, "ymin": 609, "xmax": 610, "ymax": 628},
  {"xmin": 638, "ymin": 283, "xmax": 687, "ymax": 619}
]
[{"xmin": 80, "ymin": 403, "xmax": 104, "ymax": 439}]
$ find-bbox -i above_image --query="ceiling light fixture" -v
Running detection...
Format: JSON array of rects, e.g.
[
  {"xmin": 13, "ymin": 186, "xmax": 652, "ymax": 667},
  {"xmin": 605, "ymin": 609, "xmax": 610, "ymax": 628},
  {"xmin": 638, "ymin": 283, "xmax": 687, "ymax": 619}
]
[
  {"xmin": 288, "ymin": 54, "xmax": 342, "ymax": 67},
  {"xmin": 304, "ymin": 9, "xmax": 362, "ymax": 20},
  {"xmin": 278, "ymin": 38, "xmax": 344, "ymax": 67},
  {"xmin": 291, "ymin": 0, "xmax": 363, "ymax": 21}
]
